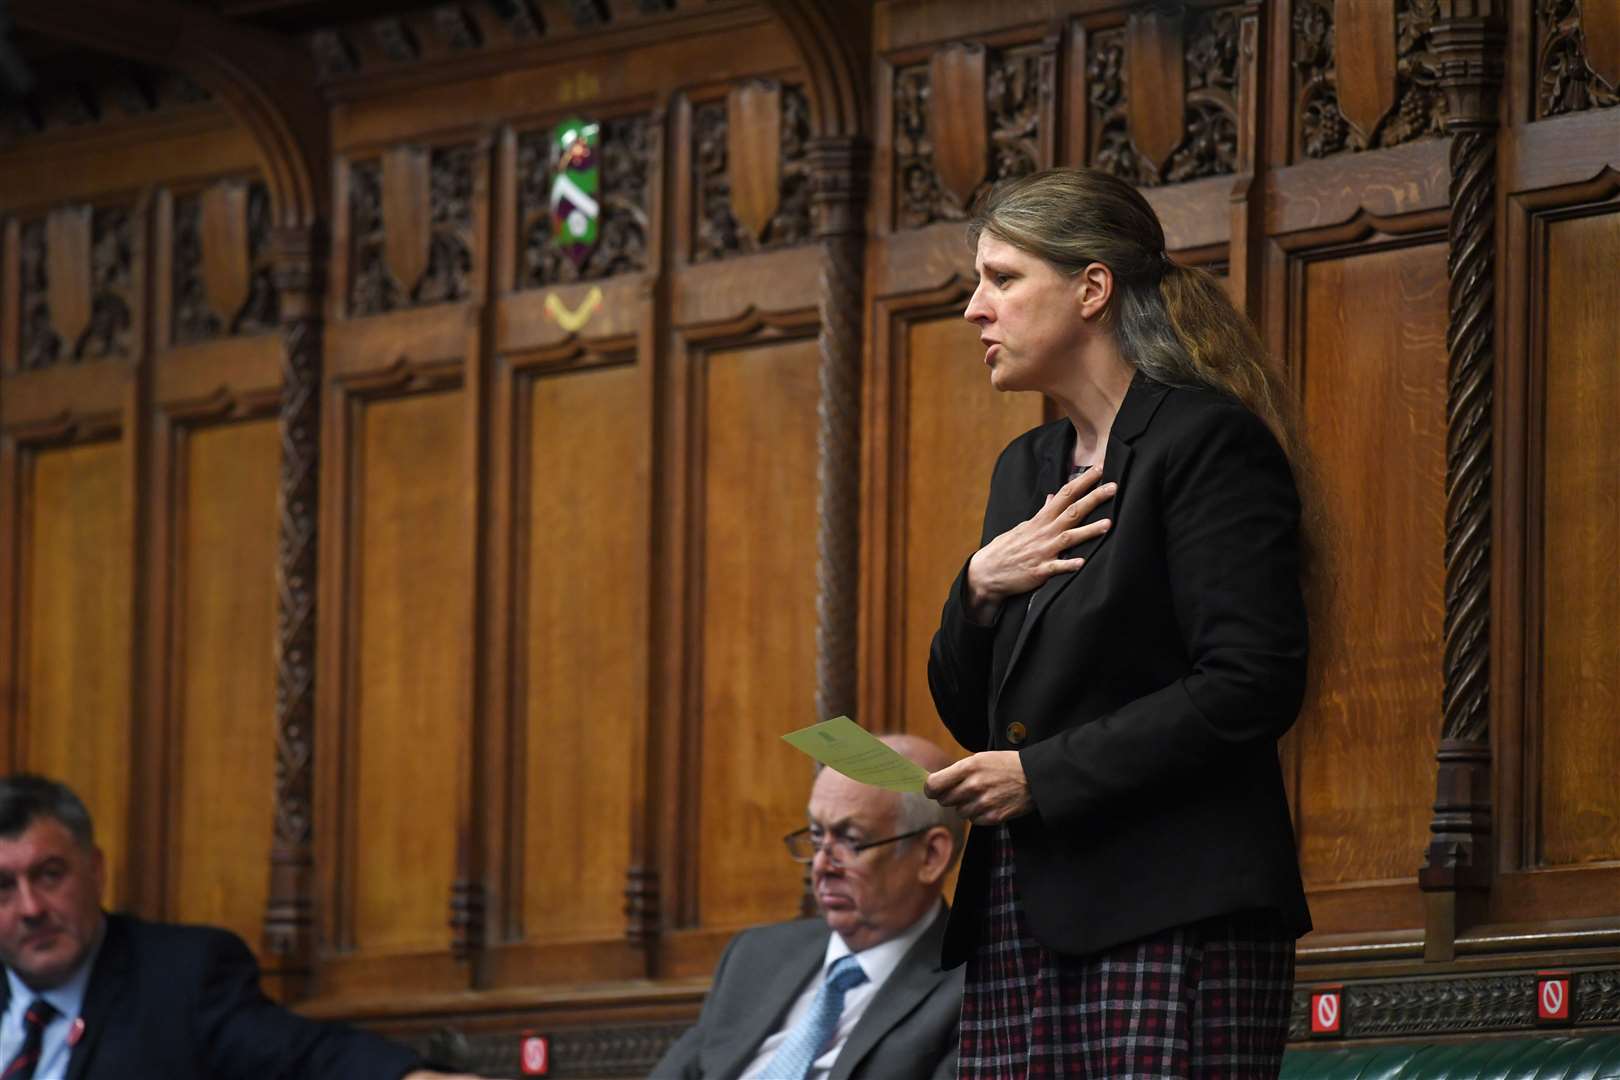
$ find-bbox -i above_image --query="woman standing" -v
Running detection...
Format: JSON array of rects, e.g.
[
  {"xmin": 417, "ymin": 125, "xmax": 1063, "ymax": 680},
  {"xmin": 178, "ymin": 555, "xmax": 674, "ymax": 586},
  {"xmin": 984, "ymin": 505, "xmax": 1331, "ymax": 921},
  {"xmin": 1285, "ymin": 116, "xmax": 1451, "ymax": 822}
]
[{"xmin": 923, "ymin": 168, "xmax": 1312, "ymax": 1078}]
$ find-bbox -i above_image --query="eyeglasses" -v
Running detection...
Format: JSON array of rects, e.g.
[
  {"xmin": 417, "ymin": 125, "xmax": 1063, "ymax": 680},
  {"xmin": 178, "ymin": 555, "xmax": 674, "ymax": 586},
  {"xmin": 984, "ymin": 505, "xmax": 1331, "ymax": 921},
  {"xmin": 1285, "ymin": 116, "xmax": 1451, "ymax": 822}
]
[{"xmin": 782, "ymin": 825, "xmax": 931, "ymax": 865}]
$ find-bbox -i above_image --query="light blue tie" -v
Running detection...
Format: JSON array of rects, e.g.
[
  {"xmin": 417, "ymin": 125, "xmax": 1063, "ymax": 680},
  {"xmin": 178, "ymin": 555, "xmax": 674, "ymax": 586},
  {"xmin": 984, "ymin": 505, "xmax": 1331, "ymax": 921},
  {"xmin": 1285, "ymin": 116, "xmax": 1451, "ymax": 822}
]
[{"xmin": 763, "ymin": 954, "xmax": 869, "ymax": 1079}]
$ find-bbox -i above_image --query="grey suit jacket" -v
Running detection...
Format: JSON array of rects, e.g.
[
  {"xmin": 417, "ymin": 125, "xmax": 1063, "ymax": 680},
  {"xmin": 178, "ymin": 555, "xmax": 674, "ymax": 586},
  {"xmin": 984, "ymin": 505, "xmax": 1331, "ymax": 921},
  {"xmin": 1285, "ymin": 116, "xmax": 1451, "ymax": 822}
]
[{"xmin": 652, "ymin": 906, "xmax": 961, "ymax": 1080}]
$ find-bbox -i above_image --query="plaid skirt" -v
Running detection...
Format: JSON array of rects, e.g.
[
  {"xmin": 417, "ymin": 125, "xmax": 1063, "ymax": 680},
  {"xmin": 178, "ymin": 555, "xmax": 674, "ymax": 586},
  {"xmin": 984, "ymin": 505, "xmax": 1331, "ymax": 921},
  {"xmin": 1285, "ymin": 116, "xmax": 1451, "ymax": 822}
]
[{"xmin": 958, "ymin": 826, "xmax": 1296, "ymax": 1079}]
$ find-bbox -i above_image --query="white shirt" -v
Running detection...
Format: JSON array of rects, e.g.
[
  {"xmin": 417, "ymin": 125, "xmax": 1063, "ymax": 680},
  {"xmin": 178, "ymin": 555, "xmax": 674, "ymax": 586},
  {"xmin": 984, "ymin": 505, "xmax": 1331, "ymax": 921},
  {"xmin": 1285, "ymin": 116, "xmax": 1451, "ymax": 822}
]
[
  {"xmin": 739, "ymin": 905, "xmax": 941, "ymax": 1080},
  {"xmin": 0, "ymin": 925, "xmax": 103, "ymax": 1080}
]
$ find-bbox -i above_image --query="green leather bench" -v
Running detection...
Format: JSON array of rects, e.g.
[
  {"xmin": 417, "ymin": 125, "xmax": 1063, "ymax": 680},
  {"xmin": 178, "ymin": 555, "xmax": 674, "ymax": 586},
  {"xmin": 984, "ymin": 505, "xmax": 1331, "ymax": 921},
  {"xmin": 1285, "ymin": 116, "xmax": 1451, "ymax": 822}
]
[{"xmin": 1282, "ymin": 1034, "xmax": 1620, "ymax": 1079}]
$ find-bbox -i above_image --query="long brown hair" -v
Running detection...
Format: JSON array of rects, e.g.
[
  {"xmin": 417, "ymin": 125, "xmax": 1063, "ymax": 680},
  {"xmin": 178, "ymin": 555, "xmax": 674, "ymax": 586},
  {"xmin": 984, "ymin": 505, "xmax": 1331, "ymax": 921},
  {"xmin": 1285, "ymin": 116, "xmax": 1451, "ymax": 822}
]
[{"xmin": 966, "ymin": 167, "xmax": 1301, "ymax": 467}]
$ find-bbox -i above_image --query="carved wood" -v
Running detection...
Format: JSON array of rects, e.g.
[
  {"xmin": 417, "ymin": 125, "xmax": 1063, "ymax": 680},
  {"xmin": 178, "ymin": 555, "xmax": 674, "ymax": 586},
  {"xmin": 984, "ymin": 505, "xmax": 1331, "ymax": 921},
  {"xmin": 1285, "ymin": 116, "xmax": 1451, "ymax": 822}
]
[
  {"xmin": 173, "ymin": 181, "xmax": 280, "ymax": 345},
  {"xmin": 809, "ymin": 135, "xmax": 870, "ymax": 724},
  {"xmin": 350, "ymin": 145, "xmax": 474, "ymax": 314},
  {"xmin": 1418, "ymin": 1, "xmax": 1506, "ymax": 958},
  {"xmin": 692, "ymin": 85, "xmax": 811, "ymax": 261},
  {"xmin": 45, "ymin": 206, "xmax": 94, "ymax": 351},
  {"xmin": 894, "ymin": 37, "xmax": 1053, "ymax": 228},
  {"xmin": 381, "ymin": 145, "xmax": 433, "ymax": 298},
  {"xmin": 516, "ymin": 112, "xmax": 653, "ymax": 287},
  {"xmin": 1294, "ymin": 0, "xmax": 1447, "ymax": 159},
  {"xmin": 1536, "ymin": 0, "xmax": 1620, "ymax": 116},
  {"xmin": 1089, "ymin": 6, "xmax": 1241, "ymax": 186},
  {"xmin": 726, "ymin": 82, "xmax": 784, "ymax": 241},
  {"xmin": 1333, "ymin": 0, "xmax": 1400, "ymax": 142},
  {"xmin": 1125, "ymin": 6, "xmax": 1187, "ymax": 171},
  {"xmin": 926, "ymin": 43, "xmax": 989, "ymax": 208},
  {"xmin": 199, "ymin": 182, "xmax": 253, "ymax": 327},
  {"xmin": 263, "ymin": 222, "xmax": 325, "ymax": 999}
]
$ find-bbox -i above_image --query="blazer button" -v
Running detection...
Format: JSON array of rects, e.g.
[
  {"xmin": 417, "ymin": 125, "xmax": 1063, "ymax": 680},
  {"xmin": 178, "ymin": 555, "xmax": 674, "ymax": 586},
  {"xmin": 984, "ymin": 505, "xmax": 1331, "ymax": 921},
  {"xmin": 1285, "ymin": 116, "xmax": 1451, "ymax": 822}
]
[{"xmin": 1005, "ymin": 721, "xmax": 1027, "ymax": 745}]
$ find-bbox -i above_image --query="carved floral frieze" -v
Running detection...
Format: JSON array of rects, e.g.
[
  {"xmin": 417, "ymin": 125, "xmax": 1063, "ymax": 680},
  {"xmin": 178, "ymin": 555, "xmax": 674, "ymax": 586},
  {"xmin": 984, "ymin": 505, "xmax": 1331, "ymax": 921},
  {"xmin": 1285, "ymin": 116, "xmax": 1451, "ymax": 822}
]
[
  {"xmin": 1537, "ymin": 0, "xmax": 1620, "ymax": 116},
  {"xmin": 894, "ymin": 41, "xmax": 1052, "ymax": 228},
  {"xmin": 348, "ymin": 145, "xmax": 475, "ymax": 316},
  {"xmin": 1294, "ymin": 0, "xmax": 1448, "ymax": 159},
  {"xmin": 518, "ymin": 113, "xmax": 653, "ymax": 286},
  {"xmin": 692, "ymin": 86, "xmax": 811, "ymax": 261}
]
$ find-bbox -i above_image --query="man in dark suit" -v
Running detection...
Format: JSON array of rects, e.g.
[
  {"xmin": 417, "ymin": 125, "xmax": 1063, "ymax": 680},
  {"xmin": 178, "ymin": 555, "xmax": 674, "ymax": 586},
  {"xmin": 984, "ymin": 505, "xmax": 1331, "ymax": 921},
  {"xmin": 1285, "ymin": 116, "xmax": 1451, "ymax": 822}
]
[
  {"xmin": 653, "ymin": 735, "xmax": 965, "ymax": 1080},
  {"xmin": 0, "ymin": 774, "xmax": 482, "ymax": 1080}
]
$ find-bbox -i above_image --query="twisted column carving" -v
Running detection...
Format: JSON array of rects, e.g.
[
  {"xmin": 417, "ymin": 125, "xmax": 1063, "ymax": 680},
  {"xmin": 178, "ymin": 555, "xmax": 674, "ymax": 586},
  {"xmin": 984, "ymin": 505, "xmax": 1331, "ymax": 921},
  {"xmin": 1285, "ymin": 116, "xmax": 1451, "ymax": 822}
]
[
  {"xmin": 264, "ymin": 225, "xmax": 326, "ymax": 993},
  {"xmin": 808, "ymin": 137, "xmax": 870, "ymax": 724},
  {"xmin": 1420, "ymin": 8, "xmax": 1504, "ymax": 939}
]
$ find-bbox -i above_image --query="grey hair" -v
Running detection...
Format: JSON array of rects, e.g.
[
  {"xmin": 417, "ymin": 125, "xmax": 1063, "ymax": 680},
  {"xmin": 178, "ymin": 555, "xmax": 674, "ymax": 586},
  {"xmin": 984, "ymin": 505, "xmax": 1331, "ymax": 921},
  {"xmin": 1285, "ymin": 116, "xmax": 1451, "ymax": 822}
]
[
  {"xmin": 0, "ymin": 774, "xmax": 96, "ymax": 849},
  {"xmin": 896, "ymin": 788, "xmax": 966, "ymax": 871}
]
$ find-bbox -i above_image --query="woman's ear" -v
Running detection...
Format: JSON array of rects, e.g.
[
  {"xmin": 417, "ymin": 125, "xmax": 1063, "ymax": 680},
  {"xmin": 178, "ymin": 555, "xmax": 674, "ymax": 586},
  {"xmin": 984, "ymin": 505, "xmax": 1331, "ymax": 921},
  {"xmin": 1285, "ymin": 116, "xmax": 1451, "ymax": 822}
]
[{"xmin": 1075, "ymin": 261, "xmax": 1114, "ymax": 321}]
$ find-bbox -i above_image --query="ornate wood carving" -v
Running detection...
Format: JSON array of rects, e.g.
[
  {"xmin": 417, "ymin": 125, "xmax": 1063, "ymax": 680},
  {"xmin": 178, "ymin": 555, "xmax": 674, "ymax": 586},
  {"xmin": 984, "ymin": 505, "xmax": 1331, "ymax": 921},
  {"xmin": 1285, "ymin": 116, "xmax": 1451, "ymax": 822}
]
[
  {"xmin": 264, "ymin": 223, "xmax": 326, "ymax": 995},
  {"xmin": 173, "ymin": 181, "xmax": 281, "ymax": 345},
  {"xmin": 200, "ymin": 183, "xmax": 252, "ymax": 324},
  {"xmin": 1334, "ymin": 0, "xmax": 1400, "ymax": 141},
  {"xmin": 449, "ymin": 877, "xmax": 485, "ymax": 961},
  {"xmin": 726, "ymin": 82, "xmax": 785, "ymax": 241},
  {"xmin": 518, "ymin": 113, "xmax": 652, "ymax": 287},
  {"xmin": 2, "ymin": 68, "xmax": 213, "ymax": 142},
  {"xmin": 412, "ymin": 1021, "xmax": 693, "ymax": 1076},
  {"xmin": 1125, "ymin": 7, "xmax": 1187, "ymax": 172},
  {"xmin": 372, "ymin": 17, "xmax": 419, "ymax": 62},
  {"xmin": 1294, "ymin": 0, "xmax": 1448, "ymax": 159},
  {"xmin": 1418, "ymin": 2, "xmax": 1505, "ymax": 950},
  {"xmin": 1289, "ymin": 966, "xmax": 1620, "ymax": 1041},
  {"xmin": 19, "ymin": 205, "xmax": 133, "ymax": 370},
  {"xmin": 18, "ymin": 220, "xmax": 59, "ymax": 369},
  {"xmin": 382, "ymin": 146, "xmax": 434, "ymax": 297},
  {"xmin": 894, "ymin": 39, "xmax": 1052, "ymax": 228},
  {"xmin": 1536, "ymin": 0, "xmax": 1620, "ymax": 116},
  {"xmin": 692, "ymin": 86, "xmax": 811, "ymax": 262},
  {"xmin": 1089, "ymin": 6, "xmax": 1241, "ymax": 187},
  {"xmin": 623, "ymin": 863, "xmax": 659, "ymax": 947},
  {"xmin": 349, "ymin": 145, "xmax": 474, "ymax": 315},
  {"xmin": 809, "ymin": 135, "xmax": 870, "ymax": 724},
  {"xmin": 927, "ymin": 44, "xmax": 989, "ymax": 208},
  {"xmin": 45, "ymin": 206, "xmax": 94, "ymax": 351}
]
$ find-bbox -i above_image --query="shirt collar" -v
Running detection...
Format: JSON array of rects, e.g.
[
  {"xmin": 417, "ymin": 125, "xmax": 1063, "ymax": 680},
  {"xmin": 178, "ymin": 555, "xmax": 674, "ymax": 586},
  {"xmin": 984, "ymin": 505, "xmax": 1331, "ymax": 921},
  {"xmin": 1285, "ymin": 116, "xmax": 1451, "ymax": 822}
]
[
  {"xmin": 821, "ymin": 901, "xmax": 940, "ymax": 994},
  {"xmin": 6, "ymin": 914, "xmax": 105, "ymax": 1023}
]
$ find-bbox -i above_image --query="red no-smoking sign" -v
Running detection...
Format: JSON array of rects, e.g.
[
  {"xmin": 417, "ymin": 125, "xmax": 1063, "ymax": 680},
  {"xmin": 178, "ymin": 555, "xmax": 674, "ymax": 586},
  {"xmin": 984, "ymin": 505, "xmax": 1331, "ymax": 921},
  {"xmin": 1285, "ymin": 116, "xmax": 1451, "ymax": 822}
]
[
  {"xmin": 521, "ymin": 1033, "xmax": 550, "ymax": 1075},
  {"xmin": 1309, "ymin": 987, "xmax": 1343, "ymax": 1037},
  {"xmin": 1537, "ymin": 972, "xmax": 1571, "ymax": 1024}
]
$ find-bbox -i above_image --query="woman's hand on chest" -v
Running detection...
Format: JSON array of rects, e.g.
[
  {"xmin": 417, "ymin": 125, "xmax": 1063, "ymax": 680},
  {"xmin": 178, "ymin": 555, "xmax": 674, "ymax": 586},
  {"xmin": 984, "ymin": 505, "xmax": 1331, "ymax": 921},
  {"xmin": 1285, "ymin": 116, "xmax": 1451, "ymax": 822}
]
[{"xmin": 964, "ymin": 468, "xmax": 1117, "ymax": 624}]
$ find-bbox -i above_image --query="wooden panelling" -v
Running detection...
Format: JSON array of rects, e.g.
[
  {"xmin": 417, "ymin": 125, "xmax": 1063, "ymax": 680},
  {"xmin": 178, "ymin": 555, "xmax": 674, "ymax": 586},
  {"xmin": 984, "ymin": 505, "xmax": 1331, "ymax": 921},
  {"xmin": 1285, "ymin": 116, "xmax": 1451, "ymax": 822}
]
[
  {"xmin": 352, "ymin": 390, "xmax": 467, "ymax": 953},
  {"xmin": 22, "ymin": 439, "xmax": 131, "ymax": 904},
  {"xmin": 521, "ymin": 362, "xmax": 645, "ymax": 943},
  {"xmin": 1292, "ymin": 241, "xmax": 1448, "ymax": 900},
  {"xmin": 697, "ymin": 338, "xmax": 820, "ymax": 929},
  {"xmin": 899, "ymin": 317, "xmax": 1044, "ymax": 749},
  {"xmin": 1537, "ymin": 209, "xmax": 1620, "ymax": 869},
  {"xmin": 170, "ymin": 419, "xmax": 279, "ymax": 948}
]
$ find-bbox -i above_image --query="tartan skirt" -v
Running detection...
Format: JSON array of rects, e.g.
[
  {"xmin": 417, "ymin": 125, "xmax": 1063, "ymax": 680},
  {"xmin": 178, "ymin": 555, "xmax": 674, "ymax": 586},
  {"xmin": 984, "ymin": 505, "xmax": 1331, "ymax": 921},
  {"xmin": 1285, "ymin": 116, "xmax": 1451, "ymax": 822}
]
[{"xmin": 957, "ymin": 825, "xmax": 1296, "ymax": 1079}]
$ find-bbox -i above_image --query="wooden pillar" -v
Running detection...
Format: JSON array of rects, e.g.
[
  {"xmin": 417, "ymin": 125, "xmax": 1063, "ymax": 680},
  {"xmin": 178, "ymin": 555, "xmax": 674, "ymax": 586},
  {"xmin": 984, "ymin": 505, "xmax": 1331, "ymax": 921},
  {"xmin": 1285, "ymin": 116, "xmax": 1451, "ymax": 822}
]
[
  {"xmin": 262, "ymin": 222, "xmax": 325, "ymax": 998},
  {"xmin": 1419, "ymin": 0, "xmax": 1505, "ymax": 962},
  {"xmin": 809, "ymin": 135, "xmax": 870, "ymax": 725}
]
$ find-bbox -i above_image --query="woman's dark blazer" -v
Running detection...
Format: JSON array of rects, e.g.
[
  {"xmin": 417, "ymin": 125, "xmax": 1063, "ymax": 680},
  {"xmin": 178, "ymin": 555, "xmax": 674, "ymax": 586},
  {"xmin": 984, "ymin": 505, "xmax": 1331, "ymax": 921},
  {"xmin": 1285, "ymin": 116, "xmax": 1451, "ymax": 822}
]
[{"xmin": 929, "ymin": 372, "xmax": 1312, "ymax": 968}]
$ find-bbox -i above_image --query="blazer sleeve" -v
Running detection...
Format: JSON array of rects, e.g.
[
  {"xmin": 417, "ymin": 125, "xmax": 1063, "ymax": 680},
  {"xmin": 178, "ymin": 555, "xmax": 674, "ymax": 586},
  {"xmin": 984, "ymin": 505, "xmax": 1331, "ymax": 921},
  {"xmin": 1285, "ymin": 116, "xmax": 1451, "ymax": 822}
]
[
  {"xmin": 1020, "ymin": 402, "xmax": 1309, "ymax": 828},
  {"xmin": 648, "ymin": 932, "xmax": 743, "ymax": 1079},
  {"xmin": 193, "ymin": 928, "xmax": 422, "ymax": 1080},
  {"xmin": 927, "ymin": 446, "xmax": 1019, "ymax": 754}
]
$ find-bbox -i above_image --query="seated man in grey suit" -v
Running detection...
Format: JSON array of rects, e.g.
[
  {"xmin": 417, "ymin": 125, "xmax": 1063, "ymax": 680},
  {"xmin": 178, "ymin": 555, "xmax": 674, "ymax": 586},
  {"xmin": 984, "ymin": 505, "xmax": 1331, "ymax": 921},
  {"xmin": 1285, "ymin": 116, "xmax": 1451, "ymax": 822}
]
[{"xmin": 654, "ymin": 735, "xmax": 965, "ymax": 1080}]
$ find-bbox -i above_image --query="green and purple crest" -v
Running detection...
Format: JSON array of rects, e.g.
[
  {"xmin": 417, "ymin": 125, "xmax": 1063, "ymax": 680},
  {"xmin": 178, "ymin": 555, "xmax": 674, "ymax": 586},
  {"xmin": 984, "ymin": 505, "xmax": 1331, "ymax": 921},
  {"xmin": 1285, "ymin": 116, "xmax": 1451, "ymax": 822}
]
[{"xmin": 550, "ymin": 116, "xmax": 601, "ymax": 267}]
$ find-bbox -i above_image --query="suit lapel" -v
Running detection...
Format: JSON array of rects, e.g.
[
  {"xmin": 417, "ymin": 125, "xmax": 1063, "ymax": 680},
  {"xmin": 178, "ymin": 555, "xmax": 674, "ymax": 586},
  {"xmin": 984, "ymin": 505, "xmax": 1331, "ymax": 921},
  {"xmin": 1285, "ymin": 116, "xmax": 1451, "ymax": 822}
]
[
  {"xmin": 993, "ymin": 375, "xmax": 1171, "ymax": 707},
  {"xmin": 710, "ymin": 931, "xmax": 823, "ymax": 1080},
  {"xmin": 66, "ymin": 913, "xmax": 130, "ymax": 1080},
  {"xmin": 827, "ymin": 908, "xmax": 950, "ymax": 1080}
]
